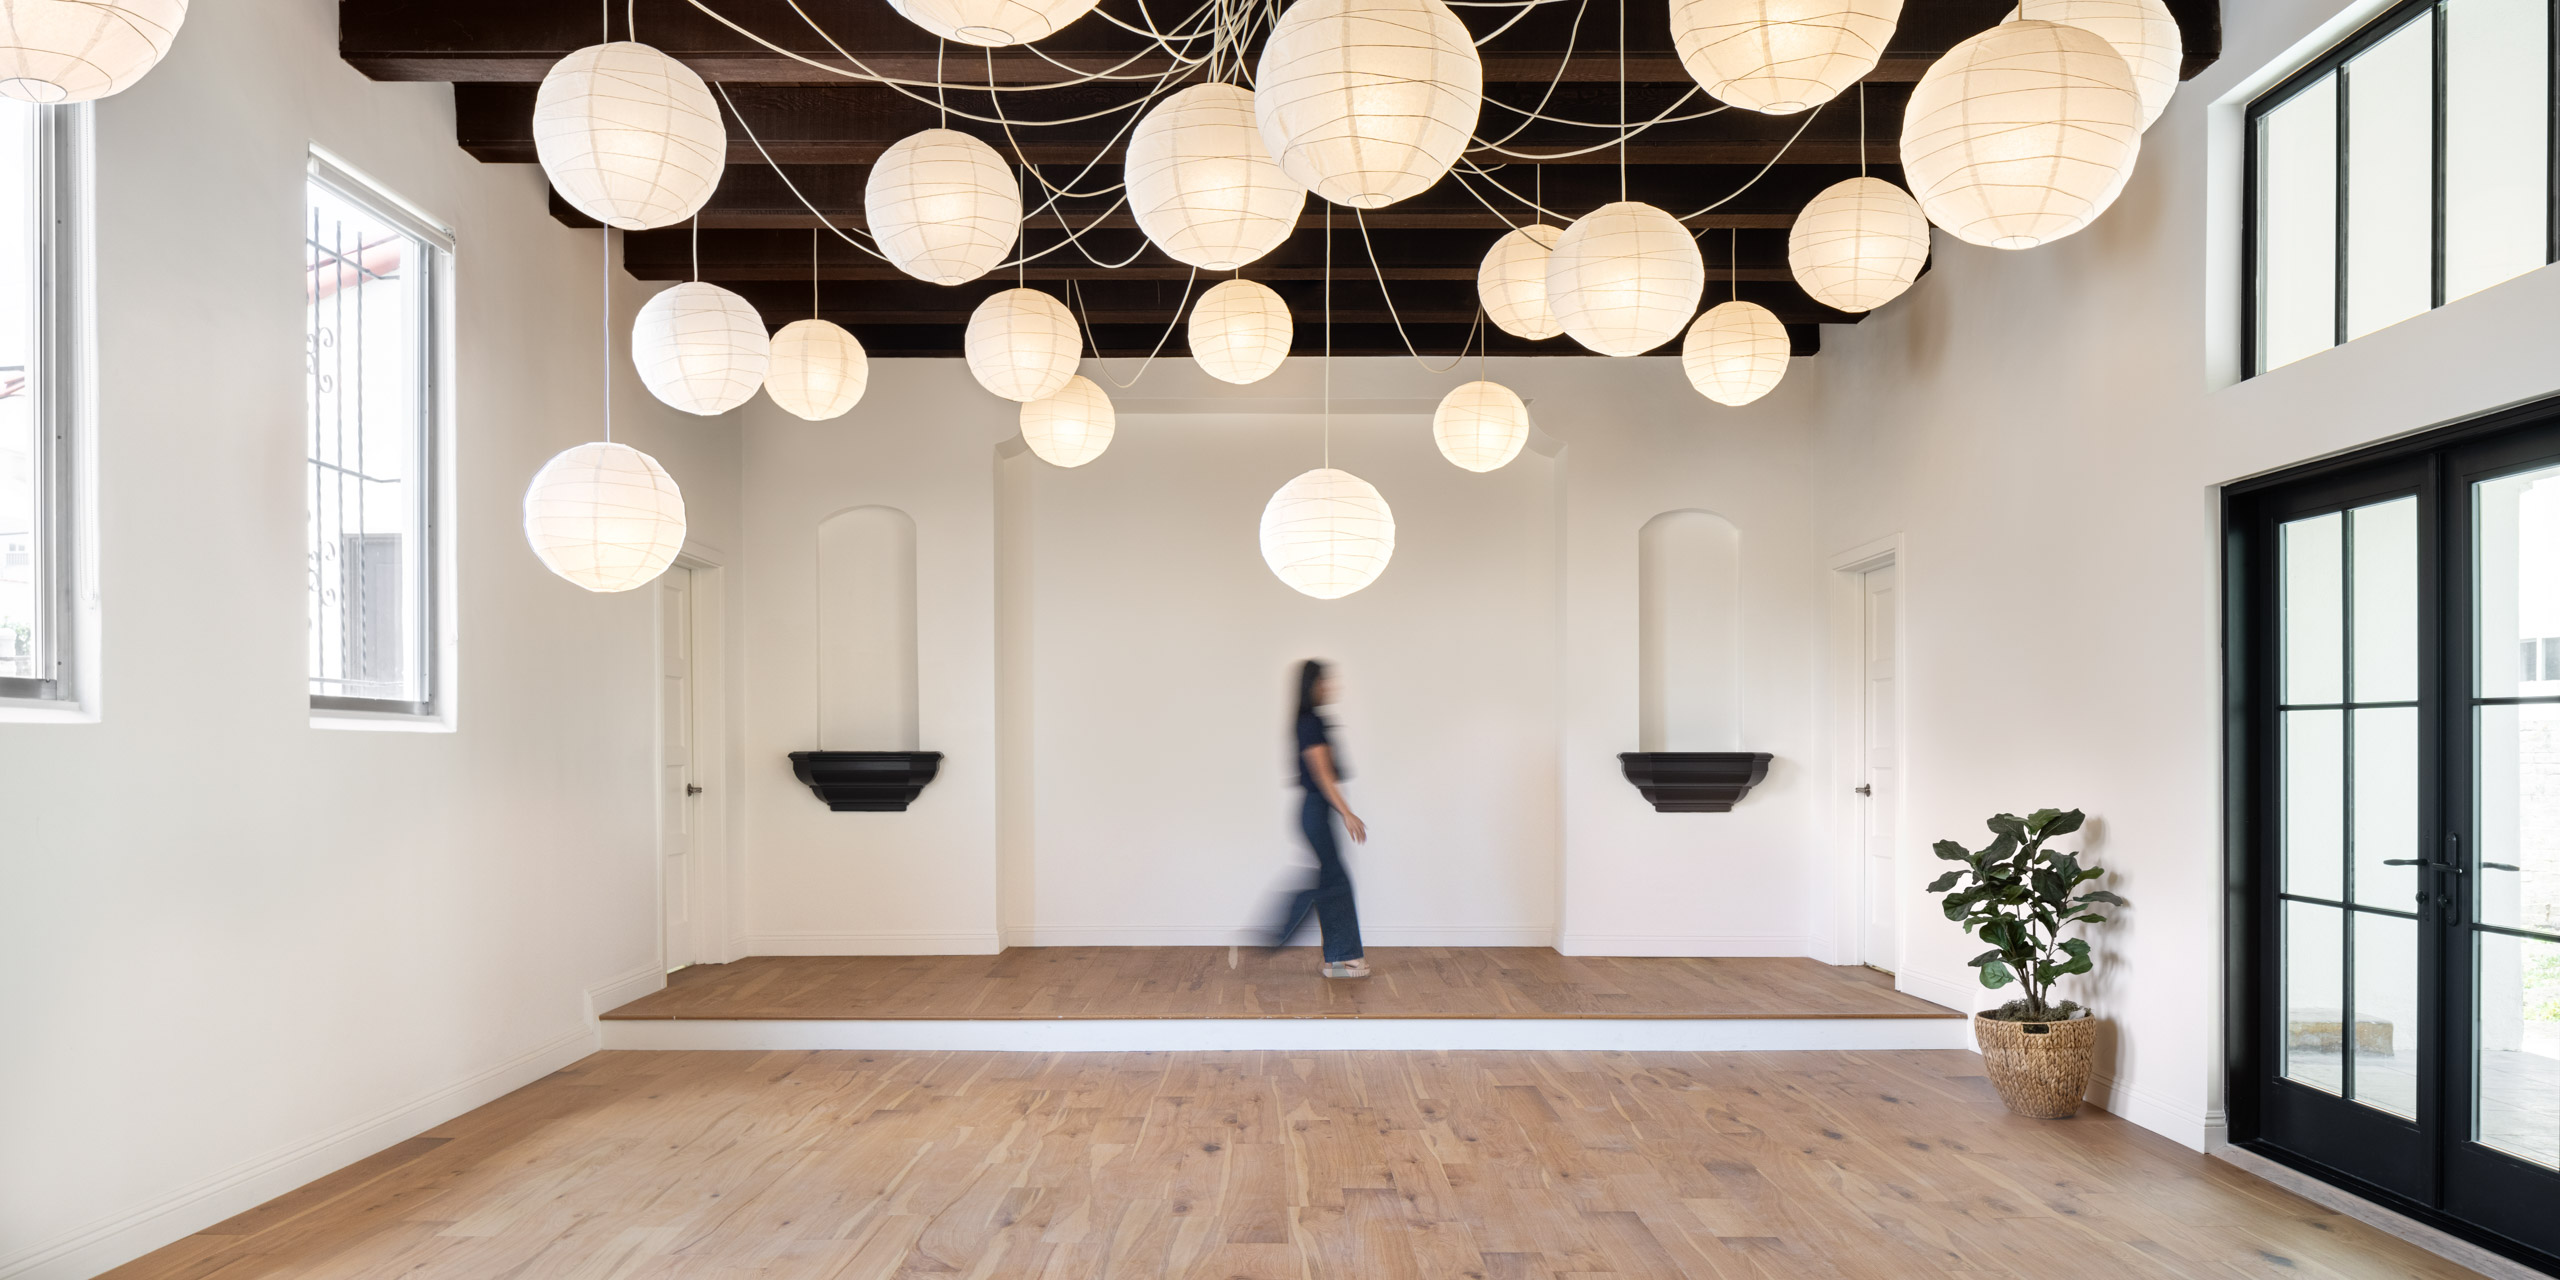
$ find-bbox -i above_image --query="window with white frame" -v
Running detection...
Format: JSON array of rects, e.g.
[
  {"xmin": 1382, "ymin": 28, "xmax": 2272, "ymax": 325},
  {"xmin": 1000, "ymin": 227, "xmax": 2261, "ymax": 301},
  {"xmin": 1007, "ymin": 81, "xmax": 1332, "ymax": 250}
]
[
  {"xmin": 305, "ymin": 157, "xmax": 448, "ymax": 716},
  {"xmin": 0, "ymin": 101, "xmax": 84, "ymax": 704},
  {"xmin": 2249, "ymin": 0, "xmax": 2558, "ymax": 375}
]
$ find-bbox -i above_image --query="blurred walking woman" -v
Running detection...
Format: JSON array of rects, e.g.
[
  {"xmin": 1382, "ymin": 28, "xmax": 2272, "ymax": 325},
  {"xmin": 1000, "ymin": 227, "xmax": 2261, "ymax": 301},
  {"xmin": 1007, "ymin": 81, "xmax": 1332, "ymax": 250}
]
[{"xmin": 1270, "ymin": 659, "xmax": 1369, "ymax": 978}]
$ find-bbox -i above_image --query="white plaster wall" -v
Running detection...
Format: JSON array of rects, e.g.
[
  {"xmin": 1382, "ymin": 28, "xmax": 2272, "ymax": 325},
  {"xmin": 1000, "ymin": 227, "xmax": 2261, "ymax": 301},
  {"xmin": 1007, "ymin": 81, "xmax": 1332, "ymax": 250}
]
[
  {"xmin": 1807, "ymin": 0, "xmax": 2560, "ymax": 1150},
  {"xmin": 0, "ymin": 0, "xmax": 741, "ymax": 1271},
  {"xmin": 737, "ymin": 353, "xmax": 1828, "ymax": 957}
]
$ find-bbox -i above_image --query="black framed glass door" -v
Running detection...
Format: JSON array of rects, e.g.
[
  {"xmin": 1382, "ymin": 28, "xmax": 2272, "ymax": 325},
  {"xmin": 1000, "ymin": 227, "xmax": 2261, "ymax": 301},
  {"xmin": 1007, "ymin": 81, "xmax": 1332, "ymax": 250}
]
[{"xmin": 2228, "ymin": 402, "xmax": 2560, "ymax": 1273}]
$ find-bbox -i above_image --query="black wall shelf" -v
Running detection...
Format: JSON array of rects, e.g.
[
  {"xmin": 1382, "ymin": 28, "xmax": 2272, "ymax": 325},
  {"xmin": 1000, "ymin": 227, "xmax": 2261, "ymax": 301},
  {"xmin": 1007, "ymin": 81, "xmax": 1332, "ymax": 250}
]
[
  {"xmin": 788, "ymin": 751, "xmax": 943, "ymax": 811},
  {"xmin": 1617, "ymin": 752, "xmax": 1773, "ymax": 813}
]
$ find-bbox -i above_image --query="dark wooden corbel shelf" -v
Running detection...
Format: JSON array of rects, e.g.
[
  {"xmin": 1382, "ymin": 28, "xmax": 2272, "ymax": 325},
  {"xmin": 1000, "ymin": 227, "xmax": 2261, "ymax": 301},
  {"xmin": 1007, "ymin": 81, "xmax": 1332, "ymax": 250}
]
[
  {"xmin": 788, "ymin": 751, "xmax": 943, "ymax": 812},
  {"xmin": 1618, "ymin": 752, "xmax": 1774, "ymax": 813}
]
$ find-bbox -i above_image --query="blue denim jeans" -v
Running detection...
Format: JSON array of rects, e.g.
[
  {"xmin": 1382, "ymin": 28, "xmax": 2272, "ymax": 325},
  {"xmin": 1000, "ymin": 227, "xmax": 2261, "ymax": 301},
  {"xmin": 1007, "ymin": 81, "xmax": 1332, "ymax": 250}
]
[{"xmin": 1268, "ymin": 791, "xmax": 1364, "ymax": 962}]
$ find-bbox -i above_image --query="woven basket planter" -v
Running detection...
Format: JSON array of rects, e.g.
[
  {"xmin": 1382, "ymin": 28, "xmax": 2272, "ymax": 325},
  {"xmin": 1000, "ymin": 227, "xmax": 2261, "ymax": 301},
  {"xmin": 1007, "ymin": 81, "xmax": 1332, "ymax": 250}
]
[{"xmin": 1974, "ymin": 1012, "xmax": 2097, "ymax": 1118}]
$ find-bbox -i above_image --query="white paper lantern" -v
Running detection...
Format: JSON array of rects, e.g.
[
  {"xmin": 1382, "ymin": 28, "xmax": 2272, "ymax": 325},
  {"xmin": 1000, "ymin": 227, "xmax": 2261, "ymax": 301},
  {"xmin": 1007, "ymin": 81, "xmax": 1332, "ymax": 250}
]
[
  {"xmin": 1254, "ymin": 0, "xmax": 1482, "ymax": 209},
  {"xmin": 632, "ymin": 281, "xmax": 770, "ymax": 416},
  {"xmin": 867, "ymin": 128, "xmax": 1021, "ymax": 285},
  {"xmin": 1478, "ymin": 224, "xmax": 1565, "ymax": 340},
  {"xmin": 1787, "ymin": 176, "xmax": 1930, "ymax": 313},
  {"xmin": 1433, "ymin": 381, "xmax": 1530, "ymax": 472},
  {"xmin": 1668, "ymin": 0, "xmax": 1902, "ymax": 114},
  {"xmin": 765, "ymin": 319, "xmax": 868, "ymax": 420},
  {"xmin": 523, "ymin": 441, "xmax": 687, "ymax": 593},
  {"xmin": 0, "ymin": 0, "xmax": 184, "ymax": 102},
  {"xmin": 2012, "ymin": 0, "xmax": 2180, "ymax": 129},
  {"xmin": 1260, "ymin": 467, "xmax": 1395, "ymax": 599},
  {"xmin": 1682, "ymin": 300, "xmax": 1790, "ymax": 406},
  {"xmin": 886, "ymin": 0, "xmax": 1100, "ymax": 46},
  {"xmin": 532, "ymin": 43, "xmax": 725, "ymax": 231},
  {"xmin": 1019, "ymin": 375, "xmax": 1115, "ymax": 468},
  {"xmin": 1546, "ymin": 201, "xmax": 1705, "ymax": 357},
  {"xmin": 1188, "ymin": 278, "xmax": 1293, "ymax": 385},
  {"xmin": 1127, "ymin": 84, "xmax": 1306, "ymax": 270},
  {"xmin": 965, "ymin": 288, "xmax": 1081, "ymax": 402},
  {"xmin": 1900, "ymin": 19, "xmax": 2142, "ymax": 250}
]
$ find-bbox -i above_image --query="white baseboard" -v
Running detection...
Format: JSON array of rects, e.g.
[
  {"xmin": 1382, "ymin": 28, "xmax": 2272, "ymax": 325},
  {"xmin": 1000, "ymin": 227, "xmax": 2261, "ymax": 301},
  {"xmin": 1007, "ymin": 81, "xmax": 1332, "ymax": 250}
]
[
  {"xmin": 998, "ymin": 925, "xmax": 1557, "ymax": 948},
  {"xmin": 0, "ymin": 1024, "xmax": 594, "ymax": 1280},
  {"xmin": 1893, "ymin": 969, "xmax": 1982, "ymax": 1019},
  {"xmin": 1553, "ymin": 933, "xmax": 1812, "ymax": 957},
  {"xmin": 734, "ymin": 931, "xmax": 1004, "ymax": 956},
  {"xmin": 598, "ymin": 1015, "xmax": 1972, "ymax": 1053},
  {"xmin": 2088, "ymin": 1068, "xmax": 2224, "ymax": 1153},
  {"xmin": 585, "ymin": 963, "xmax": 665, "ymax": 1022},
  {"xmin": 2211, "ymin": 1146, "xmax": 2555, "ymax": 1280}
]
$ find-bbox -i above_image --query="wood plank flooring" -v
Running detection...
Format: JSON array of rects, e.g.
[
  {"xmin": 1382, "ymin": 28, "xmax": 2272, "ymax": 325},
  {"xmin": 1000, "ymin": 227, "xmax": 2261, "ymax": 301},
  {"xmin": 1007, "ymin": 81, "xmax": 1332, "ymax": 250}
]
[
  {"xmin": 602, "ymin": 949, "xmax": 1961, "ymax": 1021},
  {"xmin": 107, "ymin": 1048, "xmax": 2483, "ymax": 1280}
]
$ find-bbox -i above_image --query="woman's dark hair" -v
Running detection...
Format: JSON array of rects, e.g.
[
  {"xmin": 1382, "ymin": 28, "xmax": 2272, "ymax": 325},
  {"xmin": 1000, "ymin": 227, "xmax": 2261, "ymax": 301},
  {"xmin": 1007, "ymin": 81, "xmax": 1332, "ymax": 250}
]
[{"xmin": 1294, "ymin": 659, "xmax": 1327, "ymax": 719}]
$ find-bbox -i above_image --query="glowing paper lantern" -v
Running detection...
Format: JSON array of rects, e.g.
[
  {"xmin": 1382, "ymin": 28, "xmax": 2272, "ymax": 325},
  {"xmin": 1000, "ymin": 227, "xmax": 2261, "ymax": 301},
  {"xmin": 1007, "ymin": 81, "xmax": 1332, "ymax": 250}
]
[
  {"xmin": 1188, "ymin": 278, "xmax": 1293, "ymax": 385},
  {"xmin": 523, "ymin": 442, "xmax": 687, "ymax": 592},
  {"xmin": 1478, "ymin": 224, "xmax": 1565, "ymax": 340},
  {"xmin": 1900, "ymin": 19, "xmax": 2142, "ymax": 250},
  {"xmin": 965, "ymin": 288, "xmax": 1081, "ymax": 402},
  {"xmin": 1019, "ymin": 375, "xmax": 1115, "ymax": 467},
  {"xmin": 1127, "ymin": 83, "xmax": 1305, "ymax": 270},
  {"xmin": 2013, "ymin": 0, "xmax": 2180, "ymax": 129},
  {"xmin": 1786, "ymin": 176, "xmax": 1930, "ymax": 313},
  {"xmin": 1260, "ymin": 468, "xmax": 1395, "ymax": 599},
  {"xmin": 1668, "ymin": 0, "xmax": 1902, "ymax": 114},
  {"xmin": 1546, "ymin": 202, "xmax": 1705, "ymax": 357},
  {"xmin": 0, "ymin": 0, "xmax": 185, "ymax": 102},
  {"xmin": 886, "ymin": 0, "xmax": 1101, "ymax": 46},
  {"xmin": 1682, "ymin": 301, "xmax": 1789, "ymax": 406},
  {"xmin": 632, "ymin": 282, "xmax": 770, "ymax": 416},
  {"xmin": 867, "ymin": 128, "xmax": 1022, "ymax": 285},
  {"xmin": 1254, "ymin": 0, "xmax": 1482, "ymax": 209},
  {"xmin": 532, "ymin": 42, "xmax": 725, "ymax": 231},
  {"xmin": 1433, "ymin": 381, "xmax": 1529, "ymax": 472},
  {"xmin": 766, "ymin": 319, "xmax": 868, "ymax": 420}
]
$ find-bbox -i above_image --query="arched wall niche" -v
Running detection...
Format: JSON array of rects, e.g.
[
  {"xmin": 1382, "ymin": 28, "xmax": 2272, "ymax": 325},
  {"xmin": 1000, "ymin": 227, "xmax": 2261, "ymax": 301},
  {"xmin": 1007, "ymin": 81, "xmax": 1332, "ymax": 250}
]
[
  {"xmin": 1637, "ymin": 509, "xmax": 1742, "ymax": 752},
  {"xmin": 816, "ymin": 505, "xmax": 920, "ymax": 751}
]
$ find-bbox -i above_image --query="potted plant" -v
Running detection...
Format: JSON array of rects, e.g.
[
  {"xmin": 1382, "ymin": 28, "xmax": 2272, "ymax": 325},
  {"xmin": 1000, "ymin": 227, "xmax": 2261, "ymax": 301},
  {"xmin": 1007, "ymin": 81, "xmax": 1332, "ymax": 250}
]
[{"xmin": 1927, "ymin": 807, "xmax": 2126, "ymax": 1118}]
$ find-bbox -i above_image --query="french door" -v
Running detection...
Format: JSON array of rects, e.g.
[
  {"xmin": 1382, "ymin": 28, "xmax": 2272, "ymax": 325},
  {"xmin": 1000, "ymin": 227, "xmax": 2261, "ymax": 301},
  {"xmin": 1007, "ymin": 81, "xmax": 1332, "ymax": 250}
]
[{"xmin": 2229, "ymin": 404, "xmax": 2560, "ymax": 1271}]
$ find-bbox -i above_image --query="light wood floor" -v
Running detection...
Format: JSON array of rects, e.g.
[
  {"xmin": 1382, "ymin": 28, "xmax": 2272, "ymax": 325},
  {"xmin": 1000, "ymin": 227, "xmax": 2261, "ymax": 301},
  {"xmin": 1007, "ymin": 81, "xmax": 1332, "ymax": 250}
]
[
  {"xmin": 603, "ymin": 949, "xmax": 1961, "ymax": 1021},
  {"xmin": 109, "ymin": 1049, "xmax": 2481, "ymax": 1280}
]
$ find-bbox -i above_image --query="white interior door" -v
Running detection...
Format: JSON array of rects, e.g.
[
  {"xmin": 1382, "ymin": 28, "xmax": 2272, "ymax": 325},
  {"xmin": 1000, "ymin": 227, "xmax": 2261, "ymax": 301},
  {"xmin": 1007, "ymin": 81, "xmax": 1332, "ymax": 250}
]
[
  {"xmin": 660, "ymin": 567, "xmax": 698, "ymax": 971},
  {"xmin": 1860, "ymin": 564, "xmax": 1900, "ymax": 972}
]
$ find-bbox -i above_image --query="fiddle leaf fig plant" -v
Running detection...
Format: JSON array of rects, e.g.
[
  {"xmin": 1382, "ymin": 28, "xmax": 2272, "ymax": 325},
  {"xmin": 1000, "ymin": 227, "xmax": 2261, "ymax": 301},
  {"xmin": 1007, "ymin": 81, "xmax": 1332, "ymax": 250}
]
[{"xmin": 1926, "ymin": 807, "xmax": 2126, "ymax": 1023}]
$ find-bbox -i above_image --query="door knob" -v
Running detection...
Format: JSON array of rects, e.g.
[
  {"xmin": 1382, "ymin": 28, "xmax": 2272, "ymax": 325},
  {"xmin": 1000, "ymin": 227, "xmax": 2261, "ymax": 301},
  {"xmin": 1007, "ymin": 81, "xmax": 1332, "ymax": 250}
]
[
  {"xmin": 685, "ymin": 783, "xmax": 702, "ymax": 796},
  {"xmin": 1854, "ymin": 784, "xmax": 1872, "ymax": 797}
]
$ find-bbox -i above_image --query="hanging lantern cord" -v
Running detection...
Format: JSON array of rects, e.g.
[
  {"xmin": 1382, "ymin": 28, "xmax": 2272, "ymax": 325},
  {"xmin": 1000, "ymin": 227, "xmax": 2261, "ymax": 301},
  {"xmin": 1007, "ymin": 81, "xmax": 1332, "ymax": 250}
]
[
  {"xmin": 810, "ymin": 226, "xmax": 820, "ymax": 319},
  {"xmin": 1616, "ymin": 0, "xmax": 1627, "ymax": 203},
  {"xmin": 1323, "ymin": 202, "xmax": 1331, "ymax": 470},
  {"xmin": 1858, "ymin": 82, "xmax": 1866, "ymax": 179},
  {"xmin": 691, "ymin": 214, "xmax": 700, "ymax": 283},
  {"xmin": 1730, "ymin": 227, "xmax": 1738, "ymax": 302},
  {"xmin": 600, "ymin": 225, "xmax": 613, "ymax": 444}
]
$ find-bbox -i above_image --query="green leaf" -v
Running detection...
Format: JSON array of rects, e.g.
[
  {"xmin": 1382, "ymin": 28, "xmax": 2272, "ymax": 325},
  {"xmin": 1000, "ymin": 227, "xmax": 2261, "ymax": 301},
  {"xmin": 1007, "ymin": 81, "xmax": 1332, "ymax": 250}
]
[
  {"xmin": 1933, "ymin": 839, "xmax": 1972, "ymax": 862},
  {"xmin": 2078, "ymin": 890, "xmax": 2127, "ymax": 907},
  {"xmin": 2026, "ymin": 808, "xmax": 2063, "ymax": 833},
  {"xmin": 1986, "ymin": 813, "xmax": 2028, "ymax": 840},
  {"xmin": 1927, "ymin": 870, "xmax": 1964, "ymax": 893},
  {"xmin": 1978, "ymin": 959, "xmax": 2016, "ymax": 989},
  {"xmin": 1967, "ymin": 948, "xmax": 2003, "ymax": 967}
]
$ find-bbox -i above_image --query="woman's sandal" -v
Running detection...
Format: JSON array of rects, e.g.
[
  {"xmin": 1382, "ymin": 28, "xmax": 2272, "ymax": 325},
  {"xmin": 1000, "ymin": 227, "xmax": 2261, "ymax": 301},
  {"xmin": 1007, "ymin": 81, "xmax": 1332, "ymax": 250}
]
[{"xmin": 1321, "ymin": 961, "xmax": 1371, "ymax": 979}]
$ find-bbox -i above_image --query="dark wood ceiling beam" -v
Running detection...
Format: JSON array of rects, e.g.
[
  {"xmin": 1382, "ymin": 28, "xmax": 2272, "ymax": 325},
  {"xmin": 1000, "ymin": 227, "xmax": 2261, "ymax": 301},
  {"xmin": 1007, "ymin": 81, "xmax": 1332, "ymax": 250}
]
[
  {"xmin": 846, "ymin": 320, "xmax": 1823, "ymax": 357},
  {"xmin": 350, "ymin": 0, "xmax": 2213, "ymax": 83}
]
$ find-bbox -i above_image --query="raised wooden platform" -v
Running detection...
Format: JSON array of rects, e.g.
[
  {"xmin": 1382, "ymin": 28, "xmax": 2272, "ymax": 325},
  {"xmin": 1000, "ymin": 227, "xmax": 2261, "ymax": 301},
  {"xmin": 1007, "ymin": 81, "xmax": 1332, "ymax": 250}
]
[{"xmin": 597, "ymin": 949, "xmax": 1968, "ymax": 1052}]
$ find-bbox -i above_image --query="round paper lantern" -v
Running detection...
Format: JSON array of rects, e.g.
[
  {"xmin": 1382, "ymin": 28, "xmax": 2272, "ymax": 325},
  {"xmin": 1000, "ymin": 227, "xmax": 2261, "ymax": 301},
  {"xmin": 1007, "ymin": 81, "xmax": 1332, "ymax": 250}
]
[
  {"xmin": 1682, "ymin": 300, "xmax": 1790, "ymax": 406},
  {"xmin": 1479, "ymin": 224, "xmax": 1565, "ymax": 340},
  {"xmin": 1786, "ymin": 176, "xmax": 1930, "ymax": 313},
  {"xmin": 1900, "ymin": 19, "xmax": 2142, "ymax": 250},
  {"xmin": 766, "ymin": 319, "xmax": 868, "ymax": 421},
  {"xmin": 866, "ymin": 129, "xmax": 1021, "ymax": 285},
  {"xmin": 1433, "ymin": 381, "xmax": 1530, "ymax": 472},
  {"xmin": 532, "ymin": 43, "xmax": 725, "ymax": 231},
  {"xmin": 1254, "ymin": 0, "xmax": 1482, "ymax": 209},
  {"xmin": 1546, "ymin": 202, "xmax": 1705, "ymax": 357},
  {"xmin": 1127, "ymin": 84, "xmax": 1305, "ymax": 270},
  {"xmin": 1188, "ymin": 279, "xmax": 1293, "ymax": 385},
  {"xmin": 1260, "ymin": 467, "xmax": 1395, "ymax": 599},
  {"xmin": 886, "ymin": 0, "xmax": 1100, "ymax": 46},
  {"xmin": 965, "ymin": 288, "xmax": 1081, "ymax": 402},
  {"xmin": 1668, "ymin": 0, "xmax": 1902, "ymax": 114},
  {"xmin": 523, "ymin": 442, "xmax": 688, "ymax": 593},
  {"xmin": 0, "ymin": 0, "xmax": 185, "ymax": 102},
  {"xmin": 2012, "ymin": 0, "xmax": 2180, "ymax": 129},
  {"xmin": 632, "ymin": 282, "xmax": 770, "ymax": 416},
  {"xmin": 1019, "ymin": 375, "xmax": 1115, "ymax": 468}
]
